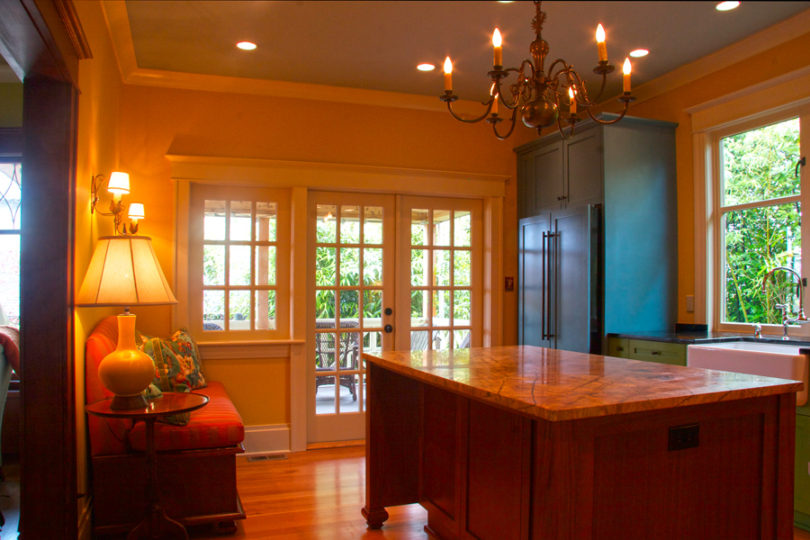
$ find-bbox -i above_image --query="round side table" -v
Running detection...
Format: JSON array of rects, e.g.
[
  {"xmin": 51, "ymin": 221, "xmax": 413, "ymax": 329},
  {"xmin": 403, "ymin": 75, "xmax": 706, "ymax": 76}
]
[{"xmin": 86, "ymin": 392, "xmax": 209, "ymax": 539}]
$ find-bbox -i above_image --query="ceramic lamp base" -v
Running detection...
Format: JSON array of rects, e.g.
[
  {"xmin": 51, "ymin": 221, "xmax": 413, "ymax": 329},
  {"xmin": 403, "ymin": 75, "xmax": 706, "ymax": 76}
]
[
  {"xmin": 110, "ymin": 393, "xmax": 149, "ymax": 411},
  {"xmin": 98, "ymin": 313, "xmax": 155, "ymax": 410}
]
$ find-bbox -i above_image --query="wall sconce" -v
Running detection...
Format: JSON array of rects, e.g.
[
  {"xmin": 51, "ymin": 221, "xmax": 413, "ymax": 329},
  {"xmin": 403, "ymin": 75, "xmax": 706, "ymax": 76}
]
[{"xmin": 90, "ymin": 171, "xmax": 144, "ymax": 235}]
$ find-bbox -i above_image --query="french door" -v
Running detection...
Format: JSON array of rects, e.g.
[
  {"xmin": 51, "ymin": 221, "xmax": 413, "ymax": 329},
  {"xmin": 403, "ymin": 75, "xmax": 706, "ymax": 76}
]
[
  {"xmin": 308, "ymin": 193, "xmax": 395, "ymax": 442},
  {"xmin": 307, "ymin": 192, "xmax": 482, "ymax": 444}
]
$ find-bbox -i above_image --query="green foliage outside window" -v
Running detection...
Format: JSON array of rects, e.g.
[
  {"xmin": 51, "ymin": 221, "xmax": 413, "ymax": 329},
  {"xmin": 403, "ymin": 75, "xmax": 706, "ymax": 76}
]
[{"xmin": 722, "ymin": 118, "xmax": 801, "ymax": 324}]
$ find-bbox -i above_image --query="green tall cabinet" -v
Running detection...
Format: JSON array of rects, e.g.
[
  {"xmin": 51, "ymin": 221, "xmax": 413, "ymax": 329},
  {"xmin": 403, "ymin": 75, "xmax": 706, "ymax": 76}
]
[{"xmin": 517, "ymin": 115, "xmax": 678, "ymax": 352}]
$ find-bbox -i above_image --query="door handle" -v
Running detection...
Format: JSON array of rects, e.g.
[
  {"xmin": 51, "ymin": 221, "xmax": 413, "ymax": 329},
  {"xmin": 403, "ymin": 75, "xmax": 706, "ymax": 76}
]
[
  {"xmin": 541, "ymin": 231, "xmax": 548, "ymax": 340},
  {"xmin": 384, "ymin": 307, "xmax": 393, "ymax": 316},
  {"xmin": 384, "ymin": 324, "xmax": 393, "ymax": 333}
]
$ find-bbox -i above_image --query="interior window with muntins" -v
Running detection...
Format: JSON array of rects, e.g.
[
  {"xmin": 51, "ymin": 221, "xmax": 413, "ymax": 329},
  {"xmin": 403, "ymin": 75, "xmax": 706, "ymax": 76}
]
[{"xmin": 202, "ymin": 199, "xmax": 277, "ymax": 331}]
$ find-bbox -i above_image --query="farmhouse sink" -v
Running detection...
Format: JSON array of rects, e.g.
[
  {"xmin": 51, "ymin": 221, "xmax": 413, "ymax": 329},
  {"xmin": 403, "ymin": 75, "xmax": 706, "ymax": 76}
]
[{"xmin": 687, "ymin": 341, "xmax": 809, "ymax": 406}]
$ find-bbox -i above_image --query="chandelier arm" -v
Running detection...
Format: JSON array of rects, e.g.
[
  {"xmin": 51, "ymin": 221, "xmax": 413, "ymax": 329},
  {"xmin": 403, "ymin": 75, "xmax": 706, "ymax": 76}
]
[
  {"xmin": 583, "ymin": 96, "xmax": 632, "ymax": 125},
  {"xmin": 494, "ymin": 68, "xmax": 526, "ymax": 110},
  {"xmin": 445, "ymin": 98, "xmax": 495, "ymax": 124},
  {"xmin": 591, "ymin": 70, "xmax": 609, "ymax": 102},
  {"xmin": 491, "ymin": 108, "xmax": 519, "ymax": 140}
]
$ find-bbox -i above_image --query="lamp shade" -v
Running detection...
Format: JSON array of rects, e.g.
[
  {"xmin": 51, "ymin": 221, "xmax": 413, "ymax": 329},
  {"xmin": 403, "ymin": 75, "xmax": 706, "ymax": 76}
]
[
  {"xmin": 106, "ymin": 171, "xmax": 130, "ymax": 197},
  {"xmin": 76, "ymin": 236, "xmax": 177, "ymax": 307}
]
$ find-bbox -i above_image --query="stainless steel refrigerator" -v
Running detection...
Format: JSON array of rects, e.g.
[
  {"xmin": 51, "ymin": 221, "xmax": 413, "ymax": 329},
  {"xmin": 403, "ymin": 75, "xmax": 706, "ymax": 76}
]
[{"xmin": 518, "ymin": 205, "xmax": 602, "ymax": 354}]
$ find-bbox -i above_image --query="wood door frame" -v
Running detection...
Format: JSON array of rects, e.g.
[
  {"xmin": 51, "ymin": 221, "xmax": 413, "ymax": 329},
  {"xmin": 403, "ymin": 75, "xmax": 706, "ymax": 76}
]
[{"xmin": 0, "ymin": 0, "xmax": 89, "ymax": 537}]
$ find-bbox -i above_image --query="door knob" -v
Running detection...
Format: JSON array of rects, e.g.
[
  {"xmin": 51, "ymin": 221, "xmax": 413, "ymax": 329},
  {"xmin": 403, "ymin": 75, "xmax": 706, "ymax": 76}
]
[
  {"xmin": 384, "ymin": 324, "xmax": 393, "ymax": 333},
  {"xmin": 384, "ymin": 307, "xmax": 393, "ymax": 316}
]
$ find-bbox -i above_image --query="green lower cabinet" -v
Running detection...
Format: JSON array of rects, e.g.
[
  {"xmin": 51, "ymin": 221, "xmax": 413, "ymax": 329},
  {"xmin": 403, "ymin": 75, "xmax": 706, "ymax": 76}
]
[
  {"xmin": 796, "ymin": 414, "xmax": 810, "ymax": 530},
  {"xmin": 606, "ymin": 337, "xmax": 628, "ymax": 358},
  {"xmin": 626, "ymin": 339, "xmax": 686, "ymax": 366}
]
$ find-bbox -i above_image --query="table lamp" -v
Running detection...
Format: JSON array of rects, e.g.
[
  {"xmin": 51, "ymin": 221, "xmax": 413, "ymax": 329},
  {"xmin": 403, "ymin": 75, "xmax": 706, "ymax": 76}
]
[{"xmin": 77, "ymin": 236, "xmax": 178, "ymax": 409}]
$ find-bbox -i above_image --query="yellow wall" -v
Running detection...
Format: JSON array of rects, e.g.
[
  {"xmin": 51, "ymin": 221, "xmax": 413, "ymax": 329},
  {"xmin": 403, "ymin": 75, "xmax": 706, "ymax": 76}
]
[
  {"xmin": 0, "ymin": 83, "xmax": 22, "ymax": 127},
  {"xmin": 72, "ymin": 1, "xmax": 124, "ymax": 526},
  {"xmin": 115, "ymin": 84, "xmax": 516, "ymax": 425}
]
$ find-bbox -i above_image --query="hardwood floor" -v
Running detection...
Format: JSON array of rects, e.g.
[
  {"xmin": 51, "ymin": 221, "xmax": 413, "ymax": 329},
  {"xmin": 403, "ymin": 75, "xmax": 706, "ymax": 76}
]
[
  {"xmin": 191, "ymin": 445, "xmax": 425, "ymax": 539},
  {"xmin": 187, "ymin": 444, "xmax": 810, "ymax": 539}
]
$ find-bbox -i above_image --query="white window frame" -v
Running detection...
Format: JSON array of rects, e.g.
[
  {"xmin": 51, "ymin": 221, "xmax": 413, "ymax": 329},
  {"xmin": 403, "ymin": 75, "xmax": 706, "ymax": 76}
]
[
  {"xmin": 690, "ymin": 68, "xmax": 810, "ymax": 335},
  {"xmin": 709, "ymin": 111, "xmax": 808, "ymax": 334},
  {"xmin": 186, "ymin": 183, "xmax": 291, "ymax": 340}
]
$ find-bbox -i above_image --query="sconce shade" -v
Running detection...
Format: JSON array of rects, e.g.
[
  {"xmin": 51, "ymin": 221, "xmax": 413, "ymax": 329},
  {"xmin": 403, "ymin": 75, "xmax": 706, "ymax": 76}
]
[
  {"xmin": 106, "ymin": 171, "xmax": 130, "ymax": 197},
  {"xmin": 127, "ymin": 202, "xmax": 145, "ymax": 221},
  {"xmin": 76, "ymin": 236, "xmax": 177, "ymax": 307}
]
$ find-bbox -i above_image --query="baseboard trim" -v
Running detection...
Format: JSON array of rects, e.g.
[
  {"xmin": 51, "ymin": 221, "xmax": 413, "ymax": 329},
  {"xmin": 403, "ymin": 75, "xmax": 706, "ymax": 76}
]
[{"xmin": 240, "ymin": 424, "xmax": 291, "ymax": 456}]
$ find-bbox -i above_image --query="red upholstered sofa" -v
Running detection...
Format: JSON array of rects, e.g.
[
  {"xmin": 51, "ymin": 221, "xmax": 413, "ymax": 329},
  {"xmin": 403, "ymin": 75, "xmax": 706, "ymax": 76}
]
[{"xmin": 85, "ymin": 316, "xmax": 246, "ymax": 536}]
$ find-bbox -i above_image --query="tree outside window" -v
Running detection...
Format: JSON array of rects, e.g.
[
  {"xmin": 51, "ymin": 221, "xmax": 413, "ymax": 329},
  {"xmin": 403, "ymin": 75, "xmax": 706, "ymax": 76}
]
[{"xmin": 720, "ymin": 117, "xmax": 801, "ymax": 324}]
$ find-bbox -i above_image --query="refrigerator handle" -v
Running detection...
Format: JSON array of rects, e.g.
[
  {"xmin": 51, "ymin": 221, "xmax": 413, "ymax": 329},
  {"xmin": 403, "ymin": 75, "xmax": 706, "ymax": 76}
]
[
  {"xmin": 541, "ymin": 230, "xmax": 548, "ymax": 340},
  {"xmin": 547, "ymin": 229, "xmax": 557, "ymax": 340}
]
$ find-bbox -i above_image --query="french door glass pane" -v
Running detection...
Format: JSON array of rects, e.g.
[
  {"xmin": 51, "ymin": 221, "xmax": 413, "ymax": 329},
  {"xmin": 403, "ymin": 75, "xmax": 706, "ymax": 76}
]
[
  {"xmin": 204, "ymin": 200, "xmax": 226, "ymax": 240},
  {"xmin": 364, "ymin": 207, "xmax": 383, "ymax": 244},
  {"xmin": 363, "ymin": 248, "xmax": 383, "ymax": 285},
  {"xmin": 317, "ymin": 205, "xmax": 337, "ymax": 242},
  {"xmin": 316, "ymin": 247, "xmax": 336, "ymax": 286},
  {"xmin": 411, "ymin": 209, "xmax": 429, "ymax": 246},
  {"xmin": 433, "ymin": 209, "xmax": 452, "ymax": 246},
  {"xmin": 363, "ymin": 290, "xmax": 382, "ymax": 327},
  {"xmin": 340, "ymin": 247, "xmax": 360, "ymax": 284},
  {"xmin": 229, "ymin": 201, "xmax": 252, "ymax": 241},
  {"xmin": 433, "ymin": 250, "xmax": 451, "ymax": 286},
  {"xmin": 340, "ymin": 289, "xmax": 359, "ymax": 320},
  {"xmin": 340, "ymin": 206, "xmax": 360, "ymax": 244},
  {"xmin": 411, "ymin": 290, "xmax": 428, "ymax": 327},
  {"xmin": 411, "ymin": 249, "xmax": 428, "ymax": 286},
  {"xmin": 721, "ymin": 117, "xmax": 800, "ymax": 206},
  {"xmin": 454, "ymin": 249, "xmax": 471, "ymax": 286},
  {"xmin": 315, "ymin": 289, "xmax": 336, "ymax": 319},
  {"xmin": 723, "ymin": 201, "xmax": 801, "ymax": 324}
]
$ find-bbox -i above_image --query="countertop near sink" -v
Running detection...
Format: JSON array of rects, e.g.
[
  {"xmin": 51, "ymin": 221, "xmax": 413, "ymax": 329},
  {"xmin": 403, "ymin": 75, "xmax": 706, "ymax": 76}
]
[{"xmin": 607, "ymin": 330, "xmax": 810, "ymax": 347}]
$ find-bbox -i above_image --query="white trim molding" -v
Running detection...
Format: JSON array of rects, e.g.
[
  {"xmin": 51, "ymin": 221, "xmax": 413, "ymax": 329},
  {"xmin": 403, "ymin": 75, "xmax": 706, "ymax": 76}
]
[
  {"xmin": 167, "ymin": 154, "xmax": 507, "ymax": 199},
  {"xmin": 240, "ymin": 424, "xmax": 291, "ymax": 457}
]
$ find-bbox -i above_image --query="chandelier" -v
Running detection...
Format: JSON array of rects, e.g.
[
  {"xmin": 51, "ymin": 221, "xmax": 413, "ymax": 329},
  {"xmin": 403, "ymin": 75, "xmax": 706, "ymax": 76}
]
[{"xmin": 440, "ymin": 0, "xmax": 634, "ymax": 140}]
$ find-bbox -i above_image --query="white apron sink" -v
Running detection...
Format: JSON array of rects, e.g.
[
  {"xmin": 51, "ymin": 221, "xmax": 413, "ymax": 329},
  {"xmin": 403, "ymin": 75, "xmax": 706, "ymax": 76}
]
[{"xmin": 687, "ymin": 341, "xmax": 809, "ymax": 406}]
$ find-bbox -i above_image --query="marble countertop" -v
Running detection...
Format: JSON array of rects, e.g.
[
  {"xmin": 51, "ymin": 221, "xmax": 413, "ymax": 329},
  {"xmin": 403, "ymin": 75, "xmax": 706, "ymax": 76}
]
[{"xmin": 363, "ymin": 345, "xmax": 802, "ymax": 422}]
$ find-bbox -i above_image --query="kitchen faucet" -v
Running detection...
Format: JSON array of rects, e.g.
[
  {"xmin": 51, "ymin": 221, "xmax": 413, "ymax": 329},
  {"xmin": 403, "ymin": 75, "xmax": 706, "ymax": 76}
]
[{"xmin": 761, "ymin": 266, "xmax": 809, "ymax": 339}]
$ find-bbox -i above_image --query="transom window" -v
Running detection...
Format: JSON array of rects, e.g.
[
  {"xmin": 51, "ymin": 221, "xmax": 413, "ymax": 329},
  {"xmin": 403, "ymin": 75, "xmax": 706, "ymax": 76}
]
[{"xmin": 716, "ymin": 116, "xmax": 804, "ymax": 325}]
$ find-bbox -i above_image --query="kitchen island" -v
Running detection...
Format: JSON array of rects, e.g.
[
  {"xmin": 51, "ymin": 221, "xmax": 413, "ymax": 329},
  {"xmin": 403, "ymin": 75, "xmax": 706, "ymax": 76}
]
[{"xmin": 362, "ymin": 346, "xmax": 801, "ymax": 539}]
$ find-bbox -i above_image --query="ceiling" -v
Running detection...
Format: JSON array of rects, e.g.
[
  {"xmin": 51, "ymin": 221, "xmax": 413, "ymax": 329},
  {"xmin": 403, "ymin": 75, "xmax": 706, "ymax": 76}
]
[{"xmin": 124, "ymin": 1, "xmax": 810, "ymax": 103}]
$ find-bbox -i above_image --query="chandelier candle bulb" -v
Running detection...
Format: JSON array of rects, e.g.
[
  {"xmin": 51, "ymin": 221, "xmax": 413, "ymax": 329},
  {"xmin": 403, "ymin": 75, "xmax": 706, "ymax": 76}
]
[
  {"xmin": 596, "ymin": 24, "xmax": 607, "ymax": 62},
  {"xmin": 568, "ymin": 87, "xmax": 576, "ymax": 114},
  {"xmin": 492, "ymin": 95, "xmax": 498, "ymax": 115},
  {"xmin": 493, "ymin": 28, "xmax": 503, "ymax": 67},
  {"xmin": 443, "ymin": 56, "xmax": 453, "ymax": 92},
  {"xmin": 623, "ymin": 57, "xmax": 632, "ymax": 93}
]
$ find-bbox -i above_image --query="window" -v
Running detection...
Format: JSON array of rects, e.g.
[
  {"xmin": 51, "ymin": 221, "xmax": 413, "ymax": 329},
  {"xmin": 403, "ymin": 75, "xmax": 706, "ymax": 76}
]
[
  {"xmin": 0, "ymin": 161, "xmax": 20, "ymax": 326},
  {"xmin": 189, "ymin": 185, "xmax": 289, "ymax": 338},
  {"xmin": 715, "ymin": 115, "xmax": 805, "ymax": 326}
]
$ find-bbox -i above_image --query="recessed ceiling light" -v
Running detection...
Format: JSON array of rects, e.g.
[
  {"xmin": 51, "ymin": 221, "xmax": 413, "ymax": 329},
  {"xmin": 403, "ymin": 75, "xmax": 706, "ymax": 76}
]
[
  {"xmin": 417, "ymin": 63, "xmax": 436, "ymax": 72},
  {"xmin": 629, "ymin": 49, "xmax": 649, "ymax": 58},
  {"xmin": 716, "ymin": 1, "xmax": 740, "ymax": 11},
  {"xmin": 236, "ymin": 41, "xmax": 257, "ymax": 51}
]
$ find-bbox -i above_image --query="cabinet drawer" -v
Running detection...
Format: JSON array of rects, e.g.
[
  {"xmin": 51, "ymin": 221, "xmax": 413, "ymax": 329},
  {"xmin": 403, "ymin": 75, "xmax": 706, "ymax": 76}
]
[
  {"xmin": 626, "ymin": 339, "xmax": 686, "ymax": 366},
  {"xmin": 796, "ymin": 414, "xmax": 810, "ymax": 519},
  {"xmin": 606, "ymin": 337, "xmax": 629, "ymax": 358}
]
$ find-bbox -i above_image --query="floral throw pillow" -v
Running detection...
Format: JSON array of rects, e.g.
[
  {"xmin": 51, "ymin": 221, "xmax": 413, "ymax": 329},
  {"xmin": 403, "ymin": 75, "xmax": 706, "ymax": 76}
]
[
  {"xmin": 139, "ymin": 336, "xmax": 190, "ymax": 426},
  {"xmin": 166, "ymin": 329, "xmax": 207, "ymax": 390}
]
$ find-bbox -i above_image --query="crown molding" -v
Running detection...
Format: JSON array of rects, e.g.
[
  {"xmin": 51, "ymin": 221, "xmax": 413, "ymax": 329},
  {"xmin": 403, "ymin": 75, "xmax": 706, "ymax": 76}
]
[
  {"xmin": 101, "ymin": 2, "xmax": 810, "ymax": 112},
  {"xmin": 630, "ymin": 8, "xmax": 810, "ymax": 105}
]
